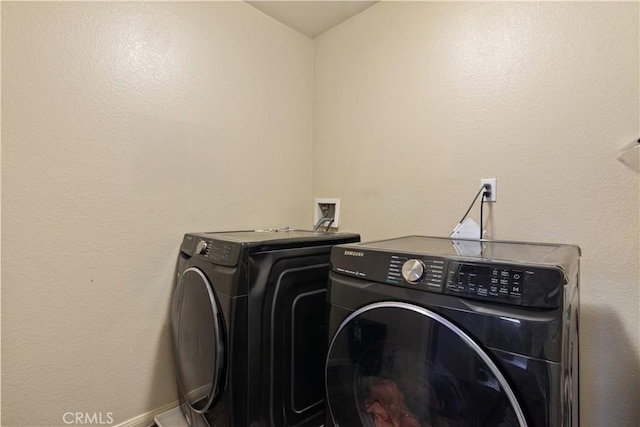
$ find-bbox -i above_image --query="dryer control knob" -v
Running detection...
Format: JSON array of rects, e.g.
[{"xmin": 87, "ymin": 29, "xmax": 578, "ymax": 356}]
[
  {"xmin": 402, "ymin": 259, "xmax": 426, "ymax": 284},
  {"xmin": 195, "ymin": 240, "xmax": 209, "ymax": 255}
]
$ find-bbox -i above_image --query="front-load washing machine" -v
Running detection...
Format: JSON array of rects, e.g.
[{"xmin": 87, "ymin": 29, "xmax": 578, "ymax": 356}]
[
  {"xmin": 325, "ymin": 236, "xmax": 580, "ymax": 427},
  {"xmin": 171, "ymin": 229, "xmax": 360, "ymax": 427}
]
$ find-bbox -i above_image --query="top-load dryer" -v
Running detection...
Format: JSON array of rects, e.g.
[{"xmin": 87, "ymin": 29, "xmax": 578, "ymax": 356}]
[
  {"xmin": 325, "ymin": 236, "xmax": 580, "ymax": 427},
  {"xmin": 171, "ymin": 229, "xmax": 360, "ymax": 427}
]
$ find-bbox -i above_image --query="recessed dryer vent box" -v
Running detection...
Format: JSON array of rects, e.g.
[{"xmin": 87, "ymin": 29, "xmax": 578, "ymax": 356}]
[{"xmin": 314, "ymin": 198, "xmax": 340, "ymax": 229}]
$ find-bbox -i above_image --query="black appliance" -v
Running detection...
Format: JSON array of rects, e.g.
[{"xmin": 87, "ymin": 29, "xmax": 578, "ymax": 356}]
[
  {"xmin": 325, "ymin": 236, "xmax": 580, "ymax": 427},
  {"xmin": 171, "ymin": 229, "xmax": 360, "ymax": 427}
]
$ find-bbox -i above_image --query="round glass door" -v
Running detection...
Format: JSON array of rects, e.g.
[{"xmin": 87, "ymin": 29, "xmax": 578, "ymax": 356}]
[
  {"xmin": 325, "ymin": 302, "xmax": 527, "ymax": 427},
  {"xmin": 172, "ymin": 267, "xmax": 225, "ymax": 413}
]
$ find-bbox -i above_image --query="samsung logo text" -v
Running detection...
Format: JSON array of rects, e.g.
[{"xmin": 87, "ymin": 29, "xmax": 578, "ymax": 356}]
[{"xmin": 344, "ymin": 250, "xmax": 364, "ymax": 257}]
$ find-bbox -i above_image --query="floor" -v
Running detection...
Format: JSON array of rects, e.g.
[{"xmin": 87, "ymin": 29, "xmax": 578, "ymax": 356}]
[{"xmin": 153, "ymin": 406, "xmax": 189, "ymax": 427}]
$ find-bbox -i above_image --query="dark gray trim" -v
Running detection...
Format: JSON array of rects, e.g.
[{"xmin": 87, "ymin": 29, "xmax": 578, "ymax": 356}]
[
  {"xmin": 291, "ymin": 288, "xmax": 327, "ymax": 414},
  {"xmin": 270, "ymin": 264, "xmax": 329, "ymax": 425},
  {"xmin": 178, "ymin": 267, "xmax": 225, "ymax": 414}
]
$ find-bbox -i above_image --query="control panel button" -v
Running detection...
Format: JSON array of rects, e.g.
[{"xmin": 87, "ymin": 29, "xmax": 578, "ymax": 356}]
[
  {"xmin": 195, "ymin": 240, "xmax": 209, "ymax": 255},
  {"xmin": 402, "ymin": 259, "xmax": 426, "ymax": 284},
  {"xmin": 442, "ymin": 262, "xmax": 558, "ymax": 307}
]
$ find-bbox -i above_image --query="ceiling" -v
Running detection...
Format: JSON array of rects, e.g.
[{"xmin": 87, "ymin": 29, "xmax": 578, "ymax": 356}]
[{"xmin": 246, "ymin": 1, "xmax": 378, "ymax": 38}]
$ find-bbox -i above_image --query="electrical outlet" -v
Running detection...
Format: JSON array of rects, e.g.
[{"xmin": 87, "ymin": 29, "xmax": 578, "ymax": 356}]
[
  {"xmin": 480, "ymin": 178, "xmax": 497, "ymax": 202},
  {"xmin": 314, "ymin": 198, "xmax": 340, "ymax": 229}
]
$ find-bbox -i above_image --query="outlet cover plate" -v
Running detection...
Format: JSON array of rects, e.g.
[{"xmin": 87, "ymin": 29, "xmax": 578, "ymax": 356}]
[{"xmin": 480, "ymin": 178, "xmax": 497, "ymax": 202}]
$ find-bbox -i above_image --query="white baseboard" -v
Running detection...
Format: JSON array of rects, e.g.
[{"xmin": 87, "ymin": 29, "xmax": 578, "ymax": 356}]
[{"xmin": 114, "ymin": 400, "xmax": 180, "ymax": 427}]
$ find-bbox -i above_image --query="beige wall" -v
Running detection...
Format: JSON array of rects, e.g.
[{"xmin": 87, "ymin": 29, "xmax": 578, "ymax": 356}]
[
  {"xmin": 1, "ymin": 2, "xmax": 313, "ymax": 426},
  {"xmin": 3, "ymin": 1, "xmax": 639, "ymax": 426},
  {"xmin": 314, "ymin": 2, "xmax": 639, "ymax": 426}
]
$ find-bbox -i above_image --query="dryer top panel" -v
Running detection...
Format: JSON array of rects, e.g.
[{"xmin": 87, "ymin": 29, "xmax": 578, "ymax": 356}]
[
  {"xmin": 194, "ymin": 229, "xmax": 359, "ymax": 249},
  {"xmin": 198, "ymin": 229, "xmax": 356, "ymax": 244},
  {"xmin": 181, "ymin": 229, "xmax": 360, "ymax": 266}
]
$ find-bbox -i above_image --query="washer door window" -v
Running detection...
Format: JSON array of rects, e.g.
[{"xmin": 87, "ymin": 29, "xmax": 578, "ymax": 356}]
[
  {"xmin": 172, "ymin": 267, "xmax": 225, "ymax": 413},
  {"xmin": 325, "ymin": 302, "xmax": 528, "ymax": 427}
]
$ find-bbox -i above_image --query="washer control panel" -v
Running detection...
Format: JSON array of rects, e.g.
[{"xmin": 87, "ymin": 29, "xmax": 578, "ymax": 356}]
[
  {"xmin": 446, "ymin": 262, "xmax": 526, "ymax": 302},
  {"xmin": 331, "ymin": 248, "xmax": 564, "ymax": 308}
]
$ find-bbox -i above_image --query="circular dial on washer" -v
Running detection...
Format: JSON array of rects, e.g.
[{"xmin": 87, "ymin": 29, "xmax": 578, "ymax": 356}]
[
  {"xmin": 402, "ymin": 259, "xmax": 426, "ymax": 284},
  {"xmin": 195, "ymin": 240, "xmax": 209, "ymax": 255}
]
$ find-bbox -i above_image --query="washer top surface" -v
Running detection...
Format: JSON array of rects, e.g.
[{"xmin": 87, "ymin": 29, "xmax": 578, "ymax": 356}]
[
  {"xmin": 331, "ymin": 236, "xmax": 580, "ymax": 313},
  {"xmin": 345, "ymin": 235, "xmax": 580, "ymax": 269}
]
